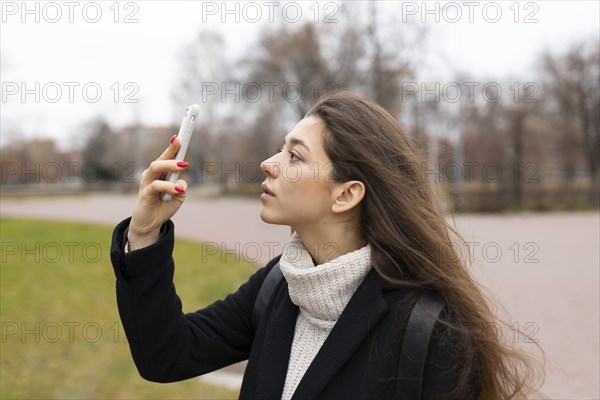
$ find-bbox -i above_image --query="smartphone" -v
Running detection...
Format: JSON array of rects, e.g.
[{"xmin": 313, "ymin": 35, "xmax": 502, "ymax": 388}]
[{"xmin": 161, "ymin": 104, "xmax": 200, "ymax": 202}]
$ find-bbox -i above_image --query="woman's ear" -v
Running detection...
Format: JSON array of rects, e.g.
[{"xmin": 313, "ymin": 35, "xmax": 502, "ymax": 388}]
[{"xmin": 331, "ymin": 180, "xmax": 365, "ymax": 214}]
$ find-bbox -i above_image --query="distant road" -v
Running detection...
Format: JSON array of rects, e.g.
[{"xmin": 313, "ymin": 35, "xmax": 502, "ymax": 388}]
[{"xmin": 1, "ymin": 195, "xmax": 598, "ymax": 399}]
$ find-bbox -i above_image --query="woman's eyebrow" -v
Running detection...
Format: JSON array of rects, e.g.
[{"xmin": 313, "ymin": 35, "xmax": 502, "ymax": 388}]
[{"xmin": 283, "ymin": 136, "xmax": 312, "ymax": 154}]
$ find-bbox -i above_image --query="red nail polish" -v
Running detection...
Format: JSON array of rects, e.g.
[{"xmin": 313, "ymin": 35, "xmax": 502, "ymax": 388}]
[
  {"xmin": 170, "ymin": 135, "xmax": 177, "ymax": 144},
  {"xmin": 177, "ymin": 161, "xmax": 189, "ymax": 168},
  {"xmin": 174, "ymin": 185, "xmax": 185, "ymax": 193}
]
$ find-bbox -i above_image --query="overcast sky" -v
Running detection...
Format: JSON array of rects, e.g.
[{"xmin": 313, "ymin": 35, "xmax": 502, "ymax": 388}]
[{"xmin": 1, "ymin": 0, "xmax": 598, "ymax": 149}]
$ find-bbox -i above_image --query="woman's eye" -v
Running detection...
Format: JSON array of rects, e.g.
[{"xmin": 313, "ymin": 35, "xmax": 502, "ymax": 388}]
[{"xmin": 275, "ymin": 147, "xmax": 300, "ymax": 161}]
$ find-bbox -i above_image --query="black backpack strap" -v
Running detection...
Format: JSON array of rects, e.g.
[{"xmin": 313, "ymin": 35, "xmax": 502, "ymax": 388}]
[
  {"xmin": 396, "ymin": 291, "xmax": 446, "ymax": 399},
  {"xmin": 251, "ymin": 261, "xmax": 283, "ymax": 331}
]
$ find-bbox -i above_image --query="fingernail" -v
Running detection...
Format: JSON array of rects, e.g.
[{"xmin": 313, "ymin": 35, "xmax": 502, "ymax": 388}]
[
  {"xmin": 174, "ymin": 185, "xmax": 185, "ymax": 193},
  {"xmin": 177, "ymin": 161, "xmax": 189, "ymax": 168},
  {"xmin": 170, "ymin": 135, "xmax": 177, "ymax": 144}
]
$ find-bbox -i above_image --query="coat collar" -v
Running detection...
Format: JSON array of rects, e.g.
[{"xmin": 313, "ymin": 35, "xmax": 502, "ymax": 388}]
[{"xmin": 255, "ymin": 268, "xmax": 389, "ymax": 399}]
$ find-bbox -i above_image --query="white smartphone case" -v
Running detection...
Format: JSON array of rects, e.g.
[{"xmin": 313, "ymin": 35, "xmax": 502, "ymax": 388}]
[{"xmin": 161, "ymin": 104, "xmax": 200, "ymax": 201}]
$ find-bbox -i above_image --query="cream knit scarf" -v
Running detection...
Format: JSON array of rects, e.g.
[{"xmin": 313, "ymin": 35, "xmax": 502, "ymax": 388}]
[{"xmin": 279, "ymin": 232, "xmax": 372, "ymax": 400}]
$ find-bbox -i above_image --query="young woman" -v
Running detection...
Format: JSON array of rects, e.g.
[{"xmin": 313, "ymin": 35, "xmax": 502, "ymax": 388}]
[{"xmin": 110, "ymin": 91, "xmax": 541, "ymax": 399}]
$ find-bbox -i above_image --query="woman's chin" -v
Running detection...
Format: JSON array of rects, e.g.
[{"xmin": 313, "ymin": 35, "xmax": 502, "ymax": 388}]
[
  {"xmin": 259, "ymin": 210, "xmax": 290, "ymax": 226},
  {"xmin": 259, "ymin": 209, "xmax": 278, "ymax": 224}
]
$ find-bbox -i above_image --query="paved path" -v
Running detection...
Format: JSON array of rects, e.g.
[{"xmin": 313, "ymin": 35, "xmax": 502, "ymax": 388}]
[{"xmin": 1, "ymin": 195, "xmax": 598, "ymax": 399}]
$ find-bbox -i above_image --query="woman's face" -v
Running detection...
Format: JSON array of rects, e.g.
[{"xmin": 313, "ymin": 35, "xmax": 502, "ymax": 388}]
[{"xmin": 259, "ymin": 116, "xmax": 339, "ymax": 230}]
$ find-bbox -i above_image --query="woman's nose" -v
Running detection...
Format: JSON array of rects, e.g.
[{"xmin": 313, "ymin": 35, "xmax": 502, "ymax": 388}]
[{"xmin": 260, "ymin": 155, "xmax": 280, "ymax": 179}]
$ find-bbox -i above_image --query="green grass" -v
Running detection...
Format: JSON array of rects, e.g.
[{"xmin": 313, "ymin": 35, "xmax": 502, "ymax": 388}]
[{"xmin": 1, "ymin": 218, "xmax": 259, "ymax": 399}]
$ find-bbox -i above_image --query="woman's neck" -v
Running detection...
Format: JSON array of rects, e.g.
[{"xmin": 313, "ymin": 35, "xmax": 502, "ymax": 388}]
[{"xmin": 292, "ymin": 224, "xmax": 367, "ymax": 265}]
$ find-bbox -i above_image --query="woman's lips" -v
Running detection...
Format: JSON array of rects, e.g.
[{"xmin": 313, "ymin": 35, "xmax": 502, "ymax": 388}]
[{"xmin": 261, "ymin": 183, "xmax": 275, "ymax": 196}]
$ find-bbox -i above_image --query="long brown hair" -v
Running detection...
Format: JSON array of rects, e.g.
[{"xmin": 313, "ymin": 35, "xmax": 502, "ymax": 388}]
[{"xmin": 306, "ymin": 91, "xmax": 544, "ymax": 399}]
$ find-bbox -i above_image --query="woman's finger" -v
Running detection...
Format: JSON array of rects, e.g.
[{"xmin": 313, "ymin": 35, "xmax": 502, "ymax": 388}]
[
  {"xmin": 157, "ymin": 135, "xmax": 181, "ymax": 161},
  {"xmin": 140, "ymin": 159, "xmax": 189, "ymax": 185},
  {"xmin": 141, "ymin": 179, "xmax": 187, "ymax": 198},
  {"xmin": 167, "ymin": 179, "xmax": 188, "ymax": 202},
  {"xmin": 174, "ymin": 179, "xmax": 188, "ymax": 193}
]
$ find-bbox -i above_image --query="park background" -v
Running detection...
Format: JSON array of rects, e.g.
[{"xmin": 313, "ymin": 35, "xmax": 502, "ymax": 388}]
[{"xmin": 1, "ymin": 1, "xmax": 599, "ymax": 399}]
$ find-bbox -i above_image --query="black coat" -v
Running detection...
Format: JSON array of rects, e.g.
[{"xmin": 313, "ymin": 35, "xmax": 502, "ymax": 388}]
[{"xmin": 110, "ymin": 218, "xmax": 480, "ymax": 399}]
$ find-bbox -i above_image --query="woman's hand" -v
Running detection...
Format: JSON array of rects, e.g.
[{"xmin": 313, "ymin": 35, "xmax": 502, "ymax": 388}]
[{"xmin": 128, "ymin": 135, "xmax": 189, "ymax": 250}]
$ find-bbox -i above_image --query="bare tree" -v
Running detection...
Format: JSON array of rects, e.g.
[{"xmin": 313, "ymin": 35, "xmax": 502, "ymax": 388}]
[
  {"xmin": 541, "ymin": 38, "xmax": 599, "ymax": 188},
  {"xmin": 82, "ymin": 118, "xmax": 120, "ymax": 184},
  {"xmin": 172, "ymin": 30, "xmax": 230, "ymax": 180},
  {"xmin": 365, "ymin": 0, "xmax": 416, "ymax": 116},
  {"xmin": 244, "ymin": 23, "xmax": 337, "ymax": 120}
]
